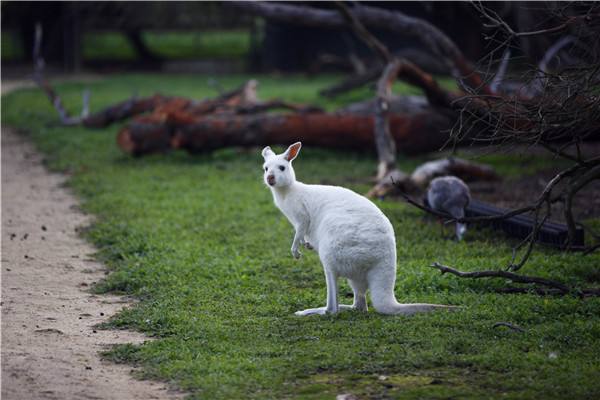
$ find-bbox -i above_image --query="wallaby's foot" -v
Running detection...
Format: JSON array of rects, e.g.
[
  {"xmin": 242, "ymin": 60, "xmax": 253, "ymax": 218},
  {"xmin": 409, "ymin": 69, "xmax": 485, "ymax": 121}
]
[
  {"xmin": 291, "ymin": 246, "xmax": 302, "ymax": 259},
  {"xmin": 295, "ymin": 304, "xmax": 363, "ymax": 316},
  {"xmin": 295, "ymin": 307, "xmax": 329, "ymax": 316}
]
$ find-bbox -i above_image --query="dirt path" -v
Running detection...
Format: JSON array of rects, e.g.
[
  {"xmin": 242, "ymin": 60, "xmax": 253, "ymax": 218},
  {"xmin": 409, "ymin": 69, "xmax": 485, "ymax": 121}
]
[{"xmin": 1, "ymin": 128, "xmax": 183, "ymax": 400}]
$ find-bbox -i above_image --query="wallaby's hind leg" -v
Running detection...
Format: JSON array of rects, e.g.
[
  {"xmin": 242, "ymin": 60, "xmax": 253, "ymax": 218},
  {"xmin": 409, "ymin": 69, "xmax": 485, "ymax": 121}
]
[
  {"xmin": 339, "ymin": 278, "xmax": 368, "ymax": 312},
  {"xmin": 368, "ymin": 264, "xmax": 400, "ymax": 315},
  {"xmin": 295, "ymin": 268, "xmax": 339, "ymax": 316},
  {"xmin": 368, "ymin": 263, "xmax": 459, "ymax": 315}
]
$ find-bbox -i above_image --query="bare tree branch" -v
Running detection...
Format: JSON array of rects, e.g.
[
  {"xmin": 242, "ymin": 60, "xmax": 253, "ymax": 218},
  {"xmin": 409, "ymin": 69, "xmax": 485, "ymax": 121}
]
[
  {"xmin": 564, "ymin": 165, "xmax": 600, "ymax": 247},
  {"xmin": 475, "ymin": 2, "xmax": 600, "ymax": 38},
  {"xmin": 230, "ymin": 1, "xmax": 492, "ymax": 94},
  {"xmin": 431, "ymin": 262, "xmax": 600, "ymax": 297},
  {"xmin": 398, "ymin": 189, "xmax": 537, "ymax": 224},
  {"xmin": 374, "ymin": 61, "xmax": 400, "ymax": 180},
  {"xmin": 369, "ymin": 58, "xmax": 455, "ymax": 189},
  {"xmin": 335, "ymin": 1, "xmax": 391, "ymax": 63},
  {"xmin": 31, "ymin": 23, "xmax": 89, "ymax": 126},
  {"xmin": 430, "ymin": 262, "xmax": 571, "ymax": 292},
  {"xmin": 529, "ymin": 35, "xmax": 577, "ymax": 95}
]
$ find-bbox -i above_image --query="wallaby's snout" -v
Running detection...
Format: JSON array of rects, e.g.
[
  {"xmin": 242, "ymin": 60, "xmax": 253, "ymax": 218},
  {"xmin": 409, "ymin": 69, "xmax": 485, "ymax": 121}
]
[{"xmin": 267, "ymin": 174, "xmax": 276, "ymax": 186}]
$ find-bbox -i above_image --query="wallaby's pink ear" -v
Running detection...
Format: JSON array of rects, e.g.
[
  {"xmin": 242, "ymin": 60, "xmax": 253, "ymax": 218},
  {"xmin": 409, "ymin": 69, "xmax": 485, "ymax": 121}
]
[
  {"xmin": 284, "ymin": 142, "xmax": 302, "ymax": 162},
  {"xmin": 262, "ymin": 146, "xmax": 275, "ymax": 159}
]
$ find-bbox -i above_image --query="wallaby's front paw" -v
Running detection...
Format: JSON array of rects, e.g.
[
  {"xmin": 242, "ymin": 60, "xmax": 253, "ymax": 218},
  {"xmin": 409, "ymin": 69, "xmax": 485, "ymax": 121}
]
[
  {"xmin": 291, "ymin": 247, "xmax": 302, "ymax": 259},
  {"xmin": 304, "ymin": 242, "xmax": 314, "ymax": 250}
]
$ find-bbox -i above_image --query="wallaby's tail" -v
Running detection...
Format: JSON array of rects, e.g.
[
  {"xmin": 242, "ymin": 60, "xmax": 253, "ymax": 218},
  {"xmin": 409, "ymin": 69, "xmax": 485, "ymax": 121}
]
[
  {"xmin": 369, "ymin": 269, "xmax": 460, "ymax": 315},
  {"xmin": 371, "ymin": 296, "xmax": 459, "ymax": 316}
]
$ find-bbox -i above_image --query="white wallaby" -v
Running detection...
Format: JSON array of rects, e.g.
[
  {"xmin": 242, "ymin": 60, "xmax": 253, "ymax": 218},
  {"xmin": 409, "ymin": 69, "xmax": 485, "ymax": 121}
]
[{"xmin": 262, "ymin": 142, "xmax": 457, "ymax": 316}]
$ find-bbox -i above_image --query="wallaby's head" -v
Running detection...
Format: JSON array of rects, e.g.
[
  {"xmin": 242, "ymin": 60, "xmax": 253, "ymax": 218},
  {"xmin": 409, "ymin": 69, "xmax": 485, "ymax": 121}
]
[{"xmin": 261, "ymin": 142, "xmax": 301, "ymax": 188}]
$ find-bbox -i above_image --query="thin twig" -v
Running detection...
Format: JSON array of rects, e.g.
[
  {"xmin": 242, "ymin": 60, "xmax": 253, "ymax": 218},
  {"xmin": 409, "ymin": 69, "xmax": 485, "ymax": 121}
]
[
  {"xmin": 397, "ymin": 189, "xmax": 536, "ymax": 223},
  {"xmin": 530, "ymin": 36, "xmax": 577, "ymax": 95},
  {"xmin": 475, "ymin": 2, "xmax": 600, "ymax": 38},
  {"xmin": 564, "ymin": 165, "xmax": 600, "ymax": 248},
  {"xmin": 492, "ymin": 322, "xmax": 526, "ymax": 333},
  {"xmin": 396, "ymin": 190, "xmax": 453, "ymax": 218},
  {"xmin": 508, "ymin": 201, "xmax": 550, "ymax": 272}
]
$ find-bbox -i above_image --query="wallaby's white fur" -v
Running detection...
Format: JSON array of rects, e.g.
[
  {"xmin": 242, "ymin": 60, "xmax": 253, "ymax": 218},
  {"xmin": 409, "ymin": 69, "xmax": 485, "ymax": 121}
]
[{"xmin": 262, "ymin": 142, "xmax": 456, "ymax": 316}]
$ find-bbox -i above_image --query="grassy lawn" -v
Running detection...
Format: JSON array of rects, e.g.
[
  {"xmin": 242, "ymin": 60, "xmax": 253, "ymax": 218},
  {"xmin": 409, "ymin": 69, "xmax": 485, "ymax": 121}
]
[
  {"xmin": 82, "ymin": 30, "xmax": 251, "ymax": 61},
  {"xmin": 1, "ymin": 29, "xmax": 250, "ymax": 63},
  {"xmin": 2, "ymin": 74, "xmax": 599, "ymax": 399}
]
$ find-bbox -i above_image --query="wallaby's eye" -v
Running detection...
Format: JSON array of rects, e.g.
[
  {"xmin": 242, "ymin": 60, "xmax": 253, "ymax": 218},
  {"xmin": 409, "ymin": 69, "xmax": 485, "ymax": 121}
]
[
  {"xmin": 264, "ymin": 166, "xmax": 268, "ymax": 172},
  {"xmin": 279, "ymin": 166, "xmax": 285, "ymax": 171}
]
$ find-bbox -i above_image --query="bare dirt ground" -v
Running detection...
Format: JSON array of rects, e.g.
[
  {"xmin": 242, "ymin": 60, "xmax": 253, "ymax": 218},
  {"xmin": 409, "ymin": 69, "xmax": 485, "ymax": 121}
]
[{"xmin": 1, "ymin": 127, "xmax": 183, "ymax": 400}]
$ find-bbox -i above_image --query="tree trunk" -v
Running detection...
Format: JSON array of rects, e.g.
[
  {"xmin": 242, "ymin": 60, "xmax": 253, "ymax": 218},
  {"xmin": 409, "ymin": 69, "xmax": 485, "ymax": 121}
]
[{"xmin": 117, "ymin": 109, "xmax": 454, "ymax": 156}]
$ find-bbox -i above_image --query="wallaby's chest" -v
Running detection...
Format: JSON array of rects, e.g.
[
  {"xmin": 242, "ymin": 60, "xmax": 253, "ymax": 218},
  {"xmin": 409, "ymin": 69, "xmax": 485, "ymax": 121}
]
[
  {"xmin": 277, "ymin": 200, "xmax": 305, "ymax": 226},
  {"xmin": 274, "ymin": 193, "xmax": 310, "ymax": 228}
]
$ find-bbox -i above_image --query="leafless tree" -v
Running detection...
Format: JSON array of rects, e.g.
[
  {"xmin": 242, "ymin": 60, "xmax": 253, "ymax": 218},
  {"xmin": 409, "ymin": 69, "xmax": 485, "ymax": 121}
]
[{"xmin": 411, "ymin": 2, "xmax": 600, "ymax": 294}]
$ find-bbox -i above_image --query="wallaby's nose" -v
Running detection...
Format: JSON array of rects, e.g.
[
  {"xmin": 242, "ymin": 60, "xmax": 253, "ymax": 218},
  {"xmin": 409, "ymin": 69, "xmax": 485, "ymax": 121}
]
[{"xmin": 267, "ymin": 175, "xmax": 276, "ymax": 186}]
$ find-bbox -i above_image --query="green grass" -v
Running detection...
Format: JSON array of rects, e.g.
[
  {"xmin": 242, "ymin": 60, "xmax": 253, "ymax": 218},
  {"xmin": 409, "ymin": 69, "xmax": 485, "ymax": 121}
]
[
  {"xmin": 83, "ymin": 32, "xmax": 137, "ymax": 61},
  {"xmin": 83, "ymin": 30, "xmax": 250, "ymax": 61},
  {"xmin": 2, "ymin": 29, "xmax": 247, "ymax": 63},
  {"xmin": 145, "ymin": 31, "xmax": 250, "ymax": 59},
  {"xmin": 2, "ymin": 74, "xmax": 599, "ymax": 399}
]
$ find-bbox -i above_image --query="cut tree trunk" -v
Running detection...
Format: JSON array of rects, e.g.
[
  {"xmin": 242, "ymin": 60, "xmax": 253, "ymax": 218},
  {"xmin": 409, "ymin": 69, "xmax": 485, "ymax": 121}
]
[{"xmin": 117, "ymin": 109, "xmax": 455, "ymax": 156}]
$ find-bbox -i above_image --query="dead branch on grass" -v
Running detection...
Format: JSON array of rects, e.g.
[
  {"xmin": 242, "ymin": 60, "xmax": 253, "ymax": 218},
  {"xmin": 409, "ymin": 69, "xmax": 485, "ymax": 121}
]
[
  {"xmin": 430, "ymin": 262, "xmax": 600, "ymax": 297},
  {"xmin": 492, "ymin": 322, "xmax": 526, "ymax": 333},
  {"xmin": 32, "ymin": 23, "xmax": 87, "ymax": 126}
]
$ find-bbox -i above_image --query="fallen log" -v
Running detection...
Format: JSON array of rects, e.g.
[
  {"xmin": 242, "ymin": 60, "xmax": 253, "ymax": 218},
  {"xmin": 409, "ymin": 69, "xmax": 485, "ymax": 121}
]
[
  {"xmin": 116, "ymin": 114, "xmax": 174, "ymax": 156},
  {"xmin": 411, "ymin": 158, "xmax": 500, "ymax": 188},
  {"xmin": 82, "ymin": 95, "xmax": 167, "ymax": 128},
  {"xmin": 464, "ymin": 199, "xmax": 585, "ymax": 249},
  {"xmin": 33, "ymin": 38, "xmax": 261, "ymax": 130},
  {"xmin": 368, "ymin": 156, "xmax": 501, "ymax": 198},
  {"xmin": 117, "ymin": 109, "xmax": 455, "ymax": 156},
  {"xmin": 83, "ymin": 81, "xmax": 259, "ymax": 128}
]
